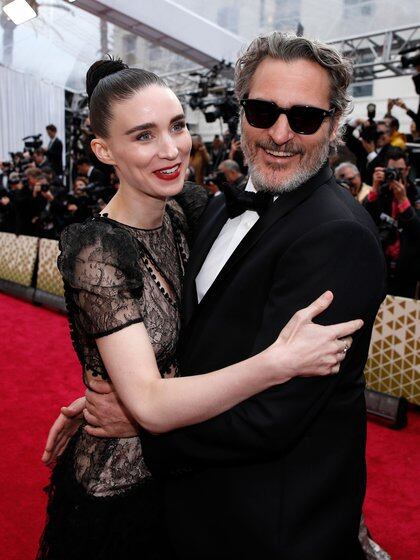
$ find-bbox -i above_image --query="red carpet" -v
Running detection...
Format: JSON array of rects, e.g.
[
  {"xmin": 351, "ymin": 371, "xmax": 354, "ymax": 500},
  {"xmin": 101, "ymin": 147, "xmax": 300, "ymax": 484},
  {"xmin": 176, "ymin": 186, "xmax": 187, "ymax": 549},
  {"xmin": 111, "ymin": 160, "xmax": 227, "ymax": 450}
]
[{"xmin": 0, "ymin": 292, "xmax": 419, "ymax": 559}]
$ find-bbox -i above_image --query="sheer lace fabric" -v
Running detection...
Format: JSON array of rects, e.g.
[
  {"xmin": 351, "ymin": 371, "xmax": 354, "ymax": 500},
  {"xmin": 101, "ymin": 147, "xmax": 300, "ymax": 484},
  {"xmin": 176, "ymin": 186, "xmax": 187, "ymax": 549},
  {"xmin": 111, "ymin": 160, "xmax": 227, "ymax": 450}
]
[{"xmin": 58, "ymin": 200, "xmax": 190, "ymax": 497}]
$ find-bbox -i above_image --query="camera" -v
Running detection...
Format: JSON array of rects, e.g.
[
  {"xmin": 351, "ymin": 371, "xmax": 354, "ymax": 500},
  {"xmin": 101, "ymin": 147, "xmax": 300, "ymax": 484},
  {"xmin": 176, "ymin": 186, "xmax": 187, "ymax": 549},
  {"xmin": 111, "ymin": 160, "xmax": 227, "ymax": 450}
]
[
  {"xmin": 22, "ymin": 134, "xmax": 43, "ymax": 151},
  {"xmin": 401, "ymin": 47, "xmax": 420, "ymax": 69},
  {"xmin": 203, "ymin": 171, "xmax": 225, "ymax": 187},
  {"xmin": 378, "ymin": 212, "xmax": 398, "ymax": 247},
  {"xmin": 379, "ymin": 168, "xmax": 403, "ymax": 198},
  {"xmin": 384, "ymin": 168, "xmax": 402, "ymax": 183},
  {"xmin": 367, "ymin": 103, "xmax": 376, "ymax": 123}
]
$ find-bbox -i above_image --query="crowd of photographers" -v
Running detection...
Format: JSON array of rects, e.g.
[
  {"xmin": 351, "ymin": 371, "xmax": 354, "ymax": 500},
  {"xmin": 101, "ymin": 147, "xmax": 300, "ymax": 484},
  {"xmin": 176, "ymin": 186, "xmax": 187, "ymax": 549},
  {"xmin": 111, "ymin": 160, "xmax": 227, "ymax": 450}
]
[
  {"xmin": 331, "ymin": 90, "xmax": 420, "ymax": 299},
  {"xmin": 0, "ymin": 122, "xmax": 118, "ymax": 239},
  {"xmin": 1, "ymin": 87, "xmax": 419, "ymax": 298}
]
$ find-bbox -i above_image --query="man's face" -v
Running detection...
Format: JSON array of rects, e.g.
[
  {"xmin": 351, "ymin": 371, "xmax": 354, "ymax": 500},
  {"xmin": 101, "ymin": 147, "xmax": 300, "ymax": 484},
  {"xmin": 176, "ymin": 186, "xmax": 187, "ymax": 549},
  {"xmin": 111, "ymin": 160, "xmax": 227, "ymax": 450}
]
[
  {"xmin": 218, "ymin": 163, "xmax": 234, "ymax": 184},
  {"xmin": 241, "ymin": 58, "xmax": 338, "ymax": 193},
  {"xmin": 27, "ymin": 175, "xmax": 38, "ymax": 187},
  {"xmin": 46, "ymin": 129, "xmax": 55, "ymax": 139},
  {"xmin": 34, "ymin": 153, "xmax": 43, "ymax": 164},
  {"xmin": 336, "ymin": 166, "xmax": 361, "ymax": 192},
  {"xmin": 376, "ymin": 124, "xmax": 391, "ymax": 148},
  {"xmin": 387, "ymin": 158, "xmax": 409, "ymax": 184}
]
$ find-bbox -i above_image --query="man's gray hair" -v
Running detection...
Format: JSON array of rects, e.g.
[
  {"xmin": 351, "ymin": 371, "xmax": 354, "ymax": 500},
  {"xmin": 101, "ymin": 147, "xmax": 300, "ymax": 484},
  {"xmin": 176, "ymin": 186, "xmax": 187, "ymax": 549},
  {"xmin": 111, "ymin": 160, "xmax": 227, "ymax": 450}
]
[
  {"xmin": 334, "ymin": 162, "xmax": 360, "ymax": 177},
  {"xmin": 219, "ymin": 159, "xmax": 241, "ymax": 173},
  {"xmin": 235, "ymin": 32, "xmax": 354, "ymax": 146}
]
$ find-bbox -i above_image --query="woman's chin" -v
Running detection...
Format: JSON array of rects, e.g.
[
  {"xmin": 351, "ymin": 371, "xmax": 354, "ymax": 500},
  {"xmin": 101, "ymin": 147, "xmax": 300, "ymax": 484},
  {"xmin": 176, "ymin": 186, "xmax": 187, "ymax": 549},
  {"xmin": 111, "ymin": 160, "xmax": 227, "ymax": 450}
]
[{"xmin": 154, "ymin": 177, "xmax": 185, "ymax": 197}]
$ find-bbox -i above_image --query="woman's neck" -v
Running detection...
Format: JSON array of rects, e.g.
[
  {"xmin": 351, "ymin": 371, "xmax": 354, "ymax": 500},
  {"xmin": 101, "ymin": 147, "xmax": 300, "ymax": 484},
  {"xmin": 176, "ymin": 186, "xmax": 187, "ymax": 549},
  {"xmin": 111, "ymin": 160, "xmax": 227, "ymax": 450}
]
[{"xmin": 102, "ymin": 182, "xmax": 166, "ymax": 229}]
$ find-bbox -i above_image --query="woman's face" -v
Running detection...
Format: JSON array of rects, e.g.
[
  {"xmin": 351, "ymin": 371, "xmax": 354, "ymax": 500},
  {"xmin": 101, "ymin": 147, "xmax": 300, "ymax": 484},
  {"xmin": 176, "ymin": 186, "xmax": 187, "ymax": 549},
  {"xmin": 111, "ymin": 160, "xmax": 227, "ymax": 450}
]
[{"xmin": 99, "ymin": 85, "xmax": 192, "ymax": 199}]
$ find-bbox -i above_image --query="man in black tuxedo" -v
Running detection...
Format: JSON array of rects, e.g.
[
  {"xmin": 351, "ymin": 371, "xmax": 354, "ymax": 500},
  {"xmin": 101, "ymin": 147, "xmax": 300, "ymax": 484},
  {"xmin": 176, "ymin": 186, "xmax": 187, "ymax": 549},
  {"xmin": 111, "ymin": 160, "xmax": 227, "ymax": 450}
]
[
  {"xmin": 76, "ymin": 156, "xmax": 106, "ymax": 186},
  {"xmin": 142, "ymin": 34, "xmax": 385, "ymax": 560},
  {"xmin": 47, "ymin": 33, "xmax": 386, "ymax": 559},
  {"xmin": 46, "ymin": 124, "xmax": 63, "ymax": 176}
]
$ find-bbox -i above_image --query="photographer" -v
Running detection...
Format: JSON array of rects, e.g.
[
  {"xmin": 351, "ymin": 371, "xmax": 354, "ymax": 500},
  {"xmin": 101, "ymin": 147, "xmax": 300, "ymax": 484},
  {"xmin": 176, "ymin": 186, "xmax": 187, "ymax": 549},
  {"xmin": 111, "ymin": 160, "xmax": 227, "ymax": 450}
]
[
  {"xmin": 203, "ymin": 159, "xmax": 246, "ymax": 197},
  {"xmin": 209, "ymin": 135, "xmax": 227, "ymax": 172},
  {"xmin": 76, "ymin": 156, "xmax": 106, "ymax": 185},
  {"xmin": 0, "ymin": 172, "xmax": 13, "ymax": 232},
  {"xmin": 364, "ymin": 148, "xmax": 420, "ymax": 298},
  {"xmin": 62, "ymin": 176, "xmax": 95, "ymax": 227},
  {"xmin": 383, "ymin": 108, "xmax": 407, "ymax": 149},
  {"xmin": 344, "ymin": 117, "xmax": 395, "ymax": 184},
  {"xmin": 33, "ymin": 148, "xmax": 50, "ymax": 171},
  {"xmin": 45, "ymin": 124, "xmax": 63, "ymax": 176},
  {"xmin": 29, "ymin": 172, "xmax": 62, "ymax": 238},
  {"xmin": 334, "ymin": 162, "xmax": 372, "ymax": 202},
  {"xmin": 7, "ymin": 172, "xmax": 33, "ymax": 235},
  {"xmin": 218, "ymin": 159, "xmax": 246, "ymax": 189},
  {"xmin": 389, "ymin": 97, "xmax": 420, "ymax": 136}
]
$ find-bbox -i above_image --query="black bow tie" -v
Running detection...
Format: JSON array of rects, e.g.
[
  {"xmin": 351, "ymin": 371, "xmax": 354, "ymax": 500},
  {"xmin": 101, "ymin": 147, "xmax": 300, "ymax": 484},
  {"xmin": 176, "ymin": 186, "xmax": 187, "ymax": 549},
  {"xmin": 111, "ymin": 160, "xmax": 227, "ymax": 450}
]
[{"xmin": 223, "ymin": 183, "xmax": 273, "ymax": 219}]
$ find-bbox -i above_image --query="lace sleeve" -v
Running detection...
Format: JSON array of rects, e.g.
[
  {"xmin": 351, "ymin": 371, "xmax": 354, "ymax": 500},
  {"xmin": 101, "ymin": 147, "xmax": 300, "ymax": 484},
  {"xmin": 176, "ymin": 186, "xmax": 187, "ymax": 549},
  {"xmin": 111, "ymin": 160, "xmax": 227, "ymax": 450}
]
[{"xmin": 58, "ymin": 219, "xmax": 144, "ymax": 337}]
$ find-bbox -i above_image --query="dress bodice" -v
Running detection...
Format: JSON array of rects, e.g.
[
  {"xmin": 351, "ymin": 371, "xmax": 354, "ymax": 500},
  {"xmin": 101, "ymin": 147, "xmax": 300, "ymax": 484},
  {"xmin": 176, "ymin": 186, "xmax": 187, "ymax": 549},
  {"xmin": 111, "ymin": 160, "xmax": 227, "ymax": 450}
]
[{"xmin": 57, "ymin": 190, "xmax": 205, "ymax": 496}]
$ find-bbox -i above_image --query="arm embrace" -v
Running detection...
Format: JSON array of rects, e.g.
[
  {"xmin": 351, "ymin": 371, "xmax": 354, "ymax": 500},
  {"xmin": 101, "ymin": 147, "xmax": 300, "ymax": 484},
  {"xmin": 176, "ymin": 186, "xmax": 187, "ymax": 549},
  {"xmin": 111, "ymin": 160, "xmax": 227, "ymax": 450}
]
[
  {"xmin": 139, "ymin": 219, "xmax": 385, "ymax": 471},
  {"xmin": 42, "ymin": 219, "xmax": 363, "ymax": 463}
]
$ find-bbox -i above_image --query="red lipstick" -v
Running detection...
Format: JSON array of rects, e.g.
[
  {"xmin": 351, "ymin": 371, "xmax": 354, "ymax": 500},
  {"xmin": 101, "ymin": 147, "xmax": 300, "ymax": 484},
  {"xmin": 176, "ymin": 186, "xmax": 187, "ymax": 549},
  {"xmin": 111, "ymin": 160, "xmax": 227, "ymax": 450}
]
[{"xmin": 153, "ymin": 163, "xmax": 181, "ymax": 181}]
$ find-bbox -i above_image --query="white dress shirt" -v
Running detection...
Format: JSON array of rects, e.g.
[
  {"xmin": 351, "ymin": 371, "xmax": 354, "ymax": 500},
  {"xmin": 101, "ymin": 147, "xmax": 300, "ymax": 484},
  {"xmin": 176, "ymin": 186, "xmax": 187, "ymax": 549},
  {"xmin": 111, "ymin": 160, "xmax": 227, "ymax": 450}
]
[{"xmin": 196, "ymin": 178, "xmax": 260, "ymax": 303}]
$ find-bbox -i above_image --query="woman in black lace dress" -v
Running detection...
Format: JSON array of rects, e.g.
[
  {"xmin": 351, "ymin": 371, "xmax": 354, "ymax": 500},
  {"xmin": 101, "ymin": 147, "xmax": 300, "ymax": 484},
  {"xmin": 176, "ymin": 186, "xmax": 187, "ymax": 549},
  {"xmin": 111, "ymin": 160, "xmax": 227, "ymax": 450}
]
[{"xmin": 37, "ymin": 59, "xmax": 363, "ymax": 560}]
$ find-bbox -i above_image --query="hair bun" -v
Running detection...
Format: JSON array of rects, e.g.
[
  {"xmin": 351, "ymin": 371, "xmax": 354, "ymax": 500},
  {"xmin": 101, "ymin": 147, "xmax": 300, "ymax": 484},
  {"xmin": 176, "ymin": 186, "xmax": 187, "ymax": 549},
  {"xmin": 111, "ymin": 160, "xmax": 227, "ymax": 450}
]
[{"xmin": 86, "ymin": 57, "xmax": 128, "ymax": 101}]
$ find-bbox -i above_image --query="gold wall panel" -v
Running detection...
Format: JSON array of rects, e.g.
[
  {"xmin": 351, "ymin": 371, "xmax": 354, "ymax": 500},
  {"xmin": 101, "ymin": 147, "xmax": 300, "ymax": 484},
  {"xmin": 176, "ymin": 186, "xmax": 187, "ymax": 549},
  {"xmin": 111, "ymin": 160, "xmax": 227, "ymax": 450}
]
[
  {"xmin": 36, "ymin": 238, "xmax": 64, "ymax": 297},
  {"xmin": 0, "ymin": 232, "xmax": 38, "ymax": 287},
  {"xmin": 365, "ymin": 295, "xmax": 420, "ymax": 405}
]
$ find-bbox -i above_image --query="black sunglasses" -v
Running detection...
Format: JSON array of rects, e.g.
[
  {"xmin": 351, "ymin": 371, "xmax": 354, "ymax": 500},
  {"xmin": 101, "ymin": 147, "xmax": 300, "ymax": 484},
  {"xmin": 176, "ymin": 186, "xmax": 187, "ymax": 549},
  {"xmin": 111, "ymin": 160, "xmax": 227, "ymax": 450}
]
[{"xmin": 240, "ymin": 99, "xmax": 335, "ymax": 135}]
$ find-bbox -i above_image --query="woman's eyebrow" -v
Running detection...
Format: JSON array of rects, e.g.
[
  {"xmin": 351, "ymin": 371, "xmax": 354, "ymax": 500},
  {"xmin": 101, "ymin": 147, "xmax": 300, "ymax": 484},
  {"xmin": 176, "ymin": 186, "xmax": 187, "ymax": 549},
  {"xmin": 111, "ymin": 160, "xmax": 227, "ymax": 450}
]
[
  {"xmin": 124, "ymin": 114, "xmax": 185, "ymax": 136},
  {"xmin": 125, "ymin": 122, "xmax": 155, "ymax": 135}
]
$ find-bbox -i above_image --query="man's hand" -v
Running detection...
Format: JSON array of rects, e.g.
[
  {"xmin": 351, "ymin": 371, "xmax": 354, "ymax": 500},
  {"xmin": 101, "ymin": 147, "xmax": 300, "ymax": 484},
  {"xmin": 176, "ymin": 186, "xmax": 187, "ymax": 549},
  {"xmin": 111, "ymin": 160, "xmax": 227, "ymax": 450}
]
[
  {"xmin": 372, "ymin": 167, "xmax": 385, "ymax": 192},
  {"xmin": 84, "ymin": 380, "xmax": 139, "ymax": 438},
  {"xmin": 229, "ymin": 139, "xmax": 242, "ymax": 159},
  {"xmin": 41, "ymin": 396, "xmax": 85, "ymax": 466},
  {"xmin": 389, "ymin": 180, "xmax": 408, "ymax": 204},
  {"xmin": 394, "ymin": 98, "xmax": 408, "ymax": 111},
  {"xmin": 41, "ymin": 190, "xmax": 54, "ymax": 201}
]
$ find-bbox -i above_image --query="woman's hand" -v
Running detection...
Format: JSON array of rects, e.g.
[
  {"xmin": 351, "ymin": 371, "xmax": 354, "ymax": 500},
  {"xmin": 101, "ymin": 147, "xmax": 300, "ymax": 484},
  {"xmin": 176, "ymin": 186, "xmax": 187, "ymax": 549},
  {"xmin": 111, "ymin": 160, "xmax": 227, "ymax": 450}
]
[
  {"xmin": 41, "ymin": 397, "xmax": 85, "ymax": 466},
  {"xmin": 266, "ymin": 291, "xmax": 363, "ymax": 380}
]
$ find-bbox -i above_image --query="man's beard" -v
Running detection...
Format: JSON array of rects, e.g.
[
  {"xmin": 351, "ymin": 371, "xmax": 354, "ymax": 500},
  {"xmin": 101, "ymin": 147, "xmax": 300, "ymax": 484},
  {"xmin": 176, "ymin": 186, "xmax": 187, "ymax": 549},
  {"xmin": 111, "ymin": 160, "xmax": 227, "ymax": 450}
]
[{"xmin": 242, "ymin": 127, "xmax": 330, "ymax": 194}]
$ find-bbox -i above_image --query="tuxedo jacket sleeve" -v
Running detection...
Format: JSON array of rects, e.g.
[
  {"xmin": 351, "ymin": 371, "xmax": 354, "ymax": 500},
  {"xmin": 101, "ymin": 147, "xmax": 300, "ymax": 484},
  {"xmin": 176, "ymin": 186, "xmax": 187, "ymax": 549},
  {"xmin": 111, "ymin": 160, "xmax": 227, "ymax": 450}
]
[
  {"xmin": 47, "ymin": 138, "xmax": 63, "ymax": 159},
  {"xmin": 142, "ymin": 216, "xmax": 385, "ymax": 471}
]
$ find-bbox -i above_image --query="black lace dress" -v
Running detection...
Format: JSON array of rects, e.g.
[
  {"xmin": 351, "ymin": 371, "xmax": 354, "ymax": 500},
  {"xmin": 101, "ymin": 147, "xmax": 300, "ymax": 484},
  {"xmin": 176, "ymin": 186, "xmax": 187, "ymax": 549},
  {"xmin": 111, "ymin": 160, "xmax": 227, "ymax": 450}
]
[{"xmin": 37, "ymin": 188, "xmax": 206, "ymax": 560}]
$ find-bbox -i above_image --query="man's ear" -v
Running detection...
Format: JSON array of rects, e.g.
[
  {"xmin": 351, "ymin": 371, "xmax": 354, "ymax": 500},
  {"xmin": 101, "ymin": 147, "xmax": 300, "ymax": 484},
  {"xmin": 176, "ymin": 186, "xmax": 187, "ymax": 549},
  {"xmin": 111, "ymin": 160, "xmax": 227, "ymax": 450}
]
[{"xmin": 91, "ymin": 138, "xmax": 116, "ymax": 166}]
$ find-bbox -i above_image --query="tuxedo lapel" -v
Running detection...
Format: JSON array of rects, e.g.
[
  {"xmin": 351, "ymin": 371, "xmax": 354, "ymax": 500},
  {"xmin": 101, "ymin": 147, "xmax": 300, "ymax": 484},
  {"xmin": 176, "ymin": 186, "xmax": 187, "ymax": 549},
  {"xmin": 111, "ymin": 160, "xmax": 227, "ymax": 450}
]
[
  {"xmin": 182, "ymin": 195, "xmax": 229, "ymax": 325},
  {"xmin": 195, "ymin": 165, "xmax": 333, "ymax": 313}
]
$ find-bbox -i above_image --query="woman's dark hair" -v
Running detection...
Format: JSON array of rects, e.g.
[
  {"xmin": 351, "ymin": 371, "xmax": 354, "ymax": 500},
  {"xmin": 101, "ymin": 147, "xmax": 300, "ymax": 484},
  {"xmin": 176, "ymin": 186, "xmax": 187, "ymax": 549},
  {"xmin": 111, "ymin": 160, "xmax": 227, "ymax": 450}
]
[{"xmin": 86, "ymin": 57, "xmax": 167, "ymax": 138}]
